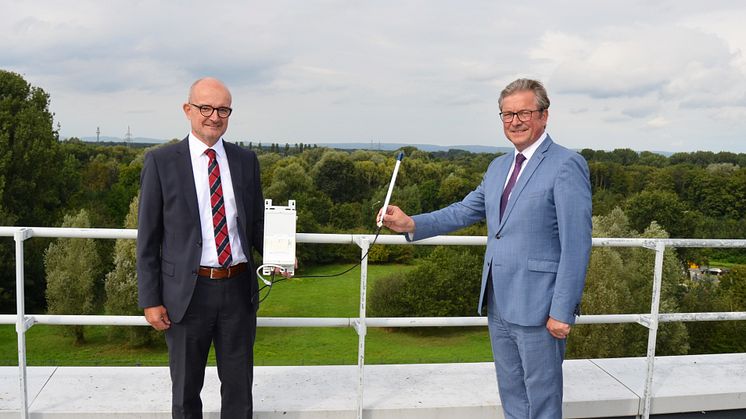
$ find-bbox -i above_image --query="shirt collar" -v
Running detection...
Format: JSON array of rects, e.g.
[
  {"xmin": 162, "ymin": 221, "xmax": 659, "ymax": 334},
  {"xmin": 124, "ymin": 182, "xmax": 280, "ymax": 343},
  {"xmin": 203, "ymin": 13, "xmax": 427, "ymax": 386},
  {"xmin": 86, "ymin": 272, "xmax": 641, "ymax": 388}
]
[
  {"xmin": 513, "ymin": 131, "xmax": 547, "ymax": 162},
  {"xmin": 188, "ymin": 132, "xmax": 226, "ymax": 160}
]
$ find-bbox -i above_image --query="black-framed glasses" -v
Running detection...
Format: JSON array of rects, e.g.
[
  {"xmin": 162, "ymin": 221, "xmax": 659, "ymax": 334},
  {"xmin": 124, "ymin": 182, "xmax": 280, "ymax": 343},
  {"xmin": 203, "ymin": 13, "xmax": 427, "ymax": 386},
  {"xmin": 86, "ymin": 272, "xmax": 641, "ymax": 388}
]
[
  {"xmin": 499, "ymin": 109, "xmax": 543, "ymax": 123},
  {"xmin": 190, "ymin": 103, "xmax": 232, "ymax": 118}
]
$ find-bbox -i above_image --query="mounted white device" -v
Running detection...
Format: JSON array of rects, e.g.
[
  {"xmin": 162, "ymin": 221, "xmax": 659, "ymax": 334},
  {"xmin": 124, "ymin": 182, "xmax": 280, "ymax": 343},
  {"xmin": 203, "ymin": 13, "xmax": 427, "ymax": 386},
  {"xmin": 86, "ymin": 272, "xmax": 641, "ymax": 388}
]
[{"xmin": 262, "ymin": 199, "xmax": 296, "ymax": 277}]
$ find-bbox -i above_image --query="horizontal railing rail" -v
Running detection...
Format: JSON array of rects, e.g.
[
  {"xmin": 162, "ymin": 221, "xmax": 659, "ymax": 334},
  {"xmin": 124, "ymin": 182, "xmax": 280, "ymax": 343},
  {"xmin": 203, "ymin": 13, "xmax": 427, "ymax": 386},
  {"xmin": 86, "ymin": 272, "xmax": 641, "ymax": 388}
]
[
  {"xmin": 4, "ymin": 312, "xmax": 746, "ymax": 327},
  {"xmin": 2, "ymin": 227, "xmax": 745, "ymax": 419}
]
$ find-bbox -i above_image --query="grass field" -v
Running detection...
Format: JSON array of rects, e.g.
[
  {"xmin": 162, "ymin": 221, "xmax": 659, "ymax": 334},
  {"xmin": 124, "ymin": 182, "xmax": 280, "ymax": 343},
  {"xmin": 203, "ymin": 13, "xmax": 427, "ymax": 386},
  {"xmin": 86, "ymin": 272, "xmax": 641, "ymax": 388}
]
[
  {"xmin": 0, "ymin": 264, "xmax": 494, "ymax": 366},
  {"xmin": 709, "ymin": 260, "xmax": 746, "ymax": 269}
]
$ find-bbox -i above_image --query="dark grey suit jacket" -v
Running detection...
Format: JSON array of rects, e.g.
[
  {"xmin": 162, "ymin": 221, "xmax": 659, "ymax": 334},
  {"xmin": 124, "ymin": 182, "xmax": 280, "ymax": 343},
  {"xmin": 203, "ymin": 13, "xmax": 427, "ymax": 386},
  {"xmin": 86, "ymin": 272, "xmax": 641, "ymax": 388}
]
[{"xmin": 136, "ymin": 138, "xmax": 264, "ymax": 323}]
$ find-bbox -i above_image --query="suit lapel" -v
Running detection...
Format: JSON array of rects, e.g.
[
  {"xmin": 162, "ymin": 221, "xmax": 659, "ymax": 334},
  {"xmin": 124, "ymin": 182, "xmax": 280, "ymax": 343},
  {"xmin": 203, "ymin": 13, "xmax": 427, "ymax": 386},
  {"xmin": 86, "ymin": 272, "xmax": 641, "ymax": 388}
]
[
  {"xmin": 176, "ymin": 138, "xmax": 200, "ymax": 224},
  {"xmin": 224, "ymin": 141, "xmax": 247, "ymax": 222},
  {"xmin": 498, "ymin": 136, "xmax": 552, "ymax": 228}
]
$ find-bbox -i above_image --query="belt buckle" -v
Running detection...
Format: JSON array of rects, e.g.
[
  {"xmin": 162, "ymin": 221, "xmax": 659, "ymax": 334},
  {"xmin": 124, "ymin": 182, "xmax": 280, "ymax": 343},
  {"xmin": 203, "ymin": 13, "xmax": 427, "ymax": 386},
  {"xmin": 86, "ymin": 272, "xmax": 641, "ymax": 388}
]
[{"xmin": 210, "ymin": 267, "xmax": 225, "ymax": 279}]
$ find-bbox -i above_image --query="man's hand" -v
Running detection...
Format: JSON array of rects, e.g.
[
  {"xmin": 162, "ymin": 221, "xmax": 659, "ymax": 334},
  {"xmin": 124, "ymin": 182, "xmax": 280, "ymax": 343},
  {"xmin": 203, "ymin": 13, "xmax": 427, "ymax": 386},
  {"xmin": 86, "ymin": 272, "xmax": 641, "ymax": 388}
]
[
  {"xmin": 546, "ymin": 317, "xmax": 571, "ymax": 339},
  {"xmin": 274, "ymin": 258, "xmax": 298, "ymax": 278},
  {"xmin": 144, "ymin": 305, "xmax": 171, "ymax": 331},
  {"xmin": 377, "ymin": 205, "xmax": 415, "ymax": 233}
]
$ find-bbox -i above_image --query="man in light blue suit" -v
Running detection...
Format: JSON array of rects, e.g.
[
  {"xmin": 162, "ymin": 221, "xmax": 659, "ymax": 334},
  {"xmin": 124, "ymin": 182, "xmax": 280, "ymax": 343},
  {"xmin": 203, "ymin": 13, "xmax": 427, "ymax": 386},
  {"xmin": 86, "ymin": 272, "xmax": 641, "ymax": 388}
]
[{"xmin": 380, "ymin": 78, "xmax": 592, "ymax": 418}]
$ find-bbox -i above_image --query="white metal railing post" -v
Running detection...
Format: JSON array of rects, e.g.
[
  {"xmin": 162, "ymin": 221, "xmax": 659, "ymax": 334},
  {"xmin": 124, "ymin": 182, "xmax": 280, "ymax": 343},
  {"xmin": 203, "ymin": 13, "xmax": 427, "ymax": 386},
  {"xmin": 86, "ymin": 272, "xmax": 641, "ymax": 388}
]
[
  {"xmin": 14, "ymin": 228, "xmax": 32, "ymax": 419},
  {"xmin": 641, "ymin": 241, "xmax": 666, "ymax": 419},
  {"xmin": 354, "ymin": 237, "xmax": 370, "ymax": 419}
]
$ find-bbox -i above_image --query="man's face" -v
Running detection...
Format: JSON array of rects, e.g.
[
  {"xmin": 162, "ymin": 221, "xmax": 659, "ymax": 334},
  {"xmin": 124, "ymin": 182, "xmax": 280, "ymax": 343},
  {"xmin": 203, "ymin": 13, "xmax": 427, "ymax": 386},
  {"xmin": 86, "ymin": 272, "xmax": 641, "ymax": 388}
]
[
  {"xmin": 501, "ymin": 90, "xmax": 548, "ymax": 151},
  {"xmin": 183, "ymin": 80, "xmax": 232, "ymax": 146}
]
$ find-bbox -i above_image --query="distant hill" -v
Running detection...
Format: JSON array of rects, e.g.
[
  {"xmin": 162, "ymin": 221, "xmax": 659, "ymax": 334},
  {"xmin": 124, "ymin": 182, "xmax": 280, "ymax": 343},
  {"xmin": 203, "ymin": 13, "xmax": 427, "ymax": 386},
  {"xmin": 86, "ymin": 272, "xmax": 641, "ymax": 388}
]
[
  {"xmin": 315, "ymin": 142, "xmax": 510, "ymax": 154},
  {"xmin": 78, "ymin": 136, "xmax": 166, "ymax": 144},
  {"xmin": 72, "ymin": 137, "xmax": 509, "ymax": 154},
  {"xmin": 72, "ymin": 138, "xmax": 672, "ymax": 157}
]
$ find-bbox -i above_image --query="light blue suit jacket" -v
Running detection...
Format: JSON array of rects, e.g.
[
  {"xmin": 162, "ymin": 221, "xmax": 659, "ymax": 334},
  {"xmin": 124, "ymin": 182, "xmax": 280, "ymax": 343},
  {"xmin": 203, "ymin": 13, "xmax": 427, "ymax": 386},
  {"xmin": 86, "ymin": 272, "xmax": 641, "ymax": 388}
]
[{"xmin": 410, "ymin": 136, "xmax": 592, "ymax": 326}]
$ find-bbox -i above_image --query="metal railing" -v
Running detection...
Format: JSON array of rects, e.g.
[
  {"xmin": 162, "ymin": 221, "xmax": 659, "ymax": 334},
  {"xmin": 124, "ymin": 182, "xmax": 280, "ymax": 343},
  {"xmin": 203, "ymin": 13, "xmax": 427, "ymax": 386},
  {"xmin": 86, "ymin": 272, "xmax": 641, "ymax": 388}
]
[{"xmin": 1, "ymin": 226, "xmax": 746, "ymax": 419}]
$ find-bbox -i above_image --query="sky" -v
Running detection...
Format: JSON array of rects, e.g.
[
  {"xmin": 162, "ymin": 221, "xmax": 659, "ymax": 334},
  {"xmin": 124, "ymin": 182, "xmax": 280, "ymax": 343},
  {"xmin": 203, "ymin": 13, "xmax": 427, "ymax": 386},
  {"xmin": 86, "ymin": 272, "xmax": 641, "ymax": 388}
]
[{"xmin": 3, "ymin": 0, "xmax": 746, "ymax": 153}]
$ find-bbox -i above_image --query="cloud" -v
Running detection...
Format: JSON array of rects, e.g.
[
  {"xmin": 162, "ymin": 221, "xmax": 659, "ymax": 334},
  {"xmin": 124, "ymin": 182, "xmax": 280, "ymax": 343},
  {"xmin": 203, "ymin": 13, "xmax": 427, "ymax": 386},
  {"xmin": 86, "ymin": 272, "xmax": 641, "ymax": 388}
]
[
  {"xmin": 532, "ymin": 24, "xmax": 746, "ymax": 106},
  {"xmin": 663, "ymin": 62, "xmax": 746, "ymax": 109},
  {"xmin": 4, "ymin": 0, "xmax": 746, "ymax": 152},
  {"xmin": 2, "ymin": 2, "xmax": 292, "ymax": 94},
  {"xmin": 646, "ymin": 116, "xmax": 671, "ymax": 129},
  {"xmin": 680, "ymin": 7, "xmax": 746, "ymax": 73},
  {"xmin": 621, "ymin": 106, "xmax": 657, "ymax": 119}
]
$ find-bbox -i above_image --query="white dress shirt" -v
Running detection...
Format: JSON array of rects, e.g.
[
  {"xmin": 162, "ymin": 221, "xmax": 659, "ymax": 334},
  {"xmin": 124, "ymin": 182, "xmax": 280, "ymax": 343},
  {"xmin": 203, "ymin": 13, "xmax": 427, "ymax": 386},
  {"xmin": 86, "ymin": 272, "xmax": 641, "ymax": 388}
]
[
  {"xmin": 188, "ymin": 133, "xmax": 248, "ymax": 267},
  {"xmin": 502, "ymin": 131, "xmax": 548, "ymax": 197}
]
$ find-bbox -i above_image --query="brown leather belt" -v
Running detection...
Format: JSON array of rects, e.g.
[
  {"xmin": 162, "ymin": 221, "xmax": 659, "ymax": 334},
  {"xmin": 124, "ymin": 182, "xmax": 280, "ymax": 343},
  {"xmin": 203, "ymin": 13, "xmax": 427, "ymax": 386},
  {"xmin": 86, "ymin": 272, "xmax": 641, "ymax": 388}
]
[{"xmin": 197, "ymin": 262, "xmax": 248, "ymax": 279}]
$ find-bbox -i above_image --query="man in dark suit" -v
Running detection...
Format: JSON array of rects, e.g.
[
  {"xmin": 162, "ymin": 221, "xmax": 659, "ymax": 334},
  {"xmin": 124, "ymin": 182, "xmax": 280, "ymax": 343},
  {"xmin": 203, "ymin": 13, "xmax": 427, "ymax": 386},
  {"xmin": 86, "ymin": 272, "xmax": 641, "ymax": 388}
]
[
  {"xmin": 137, "ymin": 77, "xmax": 265, "ymax": 418},
  {"xmin": 380, "ymin": 79, "xmax": 592, "ymax": 418}
]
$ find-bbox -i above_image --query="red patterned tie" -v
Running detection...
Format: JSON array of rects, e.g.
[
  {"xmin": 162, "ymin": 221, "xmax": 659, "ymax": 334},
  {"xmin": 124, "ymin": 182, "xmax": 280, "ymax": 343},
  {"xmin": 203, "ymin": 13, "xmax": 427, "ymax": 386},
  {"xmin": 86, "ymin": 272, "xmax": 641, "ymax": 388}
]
[
  {"xmin": 499, "ymin": 153, "xmax": 526, "ymax": 221},
  {"xmin": 205, "ymin": 149, "xmax": 233, "ymax": 268}
]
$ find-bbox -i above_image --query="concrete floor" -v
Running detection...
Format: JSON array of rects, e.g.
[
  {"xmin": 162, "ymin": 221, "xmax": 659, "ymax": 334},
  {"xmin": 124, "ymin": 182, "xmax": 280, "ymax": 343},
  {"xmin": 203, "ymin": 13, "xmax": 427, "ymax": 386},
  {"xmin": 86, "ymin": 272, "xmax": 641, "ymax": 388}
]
[{"xmin": 1, "ymin": 354, "xmax": 746, "ymax": 418}]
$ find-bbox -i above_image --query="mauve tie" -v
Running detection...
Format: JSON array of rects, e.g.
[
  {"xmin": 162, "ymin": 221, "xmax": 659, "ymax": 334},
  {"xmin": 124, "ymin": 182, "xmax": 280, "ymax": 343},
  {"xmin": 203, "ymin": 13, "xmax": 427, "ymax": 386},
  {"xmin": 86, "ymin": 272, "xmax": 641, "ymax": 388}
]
[{"xmin": 499, "ymin": 153, "xmax": 526, "ymax": 221}]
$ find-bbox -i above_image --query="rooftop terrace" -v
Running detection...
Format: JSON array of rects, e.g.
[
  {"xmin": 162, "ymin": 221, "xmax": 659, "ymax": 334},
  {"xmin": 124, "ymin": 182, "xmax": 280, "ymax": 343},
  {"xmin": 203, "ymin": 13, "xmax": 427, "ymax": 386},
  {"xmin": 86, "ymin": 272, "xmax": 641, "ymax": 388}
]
[
  {"xmin": 3, "ymin": 228, "xmax": 746, "ymax": 418},
  {"xmin": 2, "ymin": 354, "xmax": 746, "ymax": 418}
]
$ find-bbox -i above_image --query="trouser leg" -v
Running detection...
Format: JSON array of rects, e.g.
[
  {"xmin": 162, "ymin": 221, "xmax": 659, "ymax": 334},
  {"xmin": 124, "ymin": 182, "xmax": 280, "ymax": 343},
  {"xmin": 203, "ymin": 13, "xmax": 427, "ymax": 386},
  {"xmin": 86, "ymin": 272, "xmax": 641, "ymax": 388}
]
[
  {"xmin": 487, "ymin": 279, "xmax": 565, "ymax": 419},
  {"xmin": 165, "ymin": 278, "xmax": 218, "ymax": 419},
  {"xmin": 213, "ymin": 271, "xmax": 256, "ymax": 419}
]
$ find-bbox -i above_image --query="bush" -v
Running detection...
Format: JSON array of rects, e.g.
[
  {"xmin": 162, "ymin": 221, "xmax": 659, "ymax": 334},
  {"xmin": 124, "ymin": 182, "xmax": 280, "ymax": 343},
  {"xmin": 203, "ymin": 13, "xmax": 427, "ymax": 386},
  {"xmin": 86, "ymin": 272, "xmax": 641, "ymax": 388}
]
[
  {"xmin": 367, "ymin": 238, "xmax": 414, "ymax": 264},
  {"xmin": 369, "ymin": 246, "xmax": 482, "ymax": 317}
]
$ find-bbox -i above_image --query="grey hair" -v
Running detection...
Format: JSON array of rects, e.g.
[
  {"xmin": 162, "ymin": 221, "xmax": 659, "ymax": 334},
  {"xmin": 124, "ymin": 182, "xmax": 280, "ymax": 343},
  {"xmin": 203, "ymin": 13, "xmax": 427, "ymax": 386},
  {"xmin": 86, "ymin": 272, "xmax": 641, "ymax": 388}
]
[{"xmin": 498, "ymin": 78, "xmax": 550, "ymax": 111}]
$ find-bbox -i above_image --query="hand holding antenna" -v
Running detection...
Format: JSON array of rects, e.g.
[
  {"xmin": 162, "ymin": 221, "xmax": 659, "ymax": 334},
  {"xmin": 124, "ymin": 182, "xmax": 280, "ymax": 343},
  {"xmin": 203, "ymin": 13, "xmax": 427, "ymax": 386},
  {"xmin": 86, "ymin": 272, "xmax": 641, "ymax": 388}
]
[
  {"xmin": 377, "ymin": 204, "xmax": 415, "ymax": 233},
  {"xmin": 377, "ymin": 152, "xmax": 404, "ymax": 228}
]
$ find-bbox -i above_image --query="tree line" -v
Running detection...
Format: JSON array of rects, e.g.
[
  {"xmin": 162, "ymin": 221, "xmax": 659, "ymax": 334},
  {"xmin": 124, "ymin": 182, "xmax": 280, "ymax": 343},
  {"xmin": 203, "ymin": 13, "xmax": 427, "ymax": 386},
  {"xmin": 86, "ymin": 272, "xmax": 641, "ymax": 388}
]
[{"xmin": 2, "ymin": 69, "xmax": 746, "ymax": 355}]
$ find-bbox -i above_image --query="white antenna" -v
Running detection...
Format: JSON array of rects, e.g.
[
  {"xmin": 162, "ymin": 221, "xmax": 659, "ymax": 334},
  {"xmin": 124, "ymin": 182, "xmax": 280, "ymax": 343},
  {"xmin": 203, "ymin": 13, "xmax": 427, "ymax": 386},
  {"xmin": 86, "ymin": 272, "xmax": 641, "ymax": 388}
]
[
  {"xmin": 377, "ymin": 152, "xmax": 404, "ymax": 227},
  {"xmin": 124, "ymin": 126, "xmax": 132, "ymax": 146},
  {"xmin": 96, "ymin": 126, "xmax": 100, "ymax": 142}
]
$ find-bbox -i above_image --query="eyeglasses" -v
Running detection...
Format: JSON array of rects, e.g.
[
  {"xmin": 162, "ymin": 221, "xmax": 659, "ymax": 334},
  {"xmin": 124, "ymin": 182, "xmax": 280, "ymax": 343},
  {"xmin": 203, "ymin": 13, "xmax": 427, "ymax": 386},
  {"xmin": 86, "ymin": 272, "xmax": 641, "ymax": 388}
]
[
  {"xmin": 499, "ymin": 109, "xmax": 543, "ymax": 123},
  {"xmin": 190, "ymin": 103, "xmax": 232, "ymax": 118}
]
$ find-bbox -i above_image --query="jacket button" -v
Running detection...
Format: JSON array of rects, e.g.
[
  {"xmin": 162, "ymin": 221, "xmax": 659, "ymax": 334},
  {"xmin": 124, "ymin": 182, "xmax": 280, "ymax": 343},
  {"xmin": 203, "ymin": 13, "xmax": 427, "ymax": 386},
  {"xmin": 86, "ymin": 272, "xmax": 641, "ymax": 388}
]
[{"xmin": 494, "ymin": 234, "xmax": 500, "ymax": 239}]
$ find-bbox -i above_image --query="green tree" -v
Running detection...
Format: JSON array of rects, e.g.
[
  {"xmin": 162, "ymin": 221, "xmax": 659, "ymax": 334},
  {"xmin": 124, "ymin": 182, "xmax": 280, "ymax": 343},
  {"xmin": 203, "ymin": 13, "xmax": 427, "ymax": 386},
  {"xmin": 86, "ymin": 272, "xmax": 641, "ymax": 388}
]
[
  {"xmin": 264, "ymin": 161, "xmax": 314, "ymax": 204},
  {"xmin": 0, "ymin": 70, "xmax": 66, "ymax": 225},
  {"xmin": 568, "ymin": 246, "xmax": 631, "ymax": 358},
  {"xmin": 330, "ymin": 202, "xmax": 364, "ymax": 230},
  {"xmin": 708, "ymin": 267, "xmax": 746, "ymax": 352},
  {"xmin": 638, "ymin": 151, "xmax": 668, "ymax": 167},
  {"xmin": 312, "ymin": 151, "xmax": 368, "ymax": 203},
  {"xmin": 353, "ymin": 158, "xmax": 386, "ymax": 192},
  {"xmin": 679, "ymin": 276, "xmax": 726, "ymax": 353},
  {"xmin": 592, "ymin": 189, "xmax": 623, "ymax": 216},
  {"xmin": 624, "ymin": 190, "xmax": 698, "ymax": 238},
  {"xmin": 104, "ymin": 157, "xmax": 144, "ymax": 226},
  {"xmin": 104, "ymin": 196, "xmax": 160, "ymax": 346},
  {"xmin": 609, "ymin": 148, "xmax": 639, "ymax": 165},
  {"xmin": 0, "ymin": 70, "xmax": 68, "ymax": 313},
  {"xmin": 44, "ymin": 209, "xmax": 101, "ymax": 344},
  {"xmin": 687, "ymin": 167, "xmax": 746, "ymax": 219},
  {"xmin": 588, "ymin": 161, "xmax": 631, "ymax": 195},
  {"xmin": 437, "ymin": 172, "xmax": 473, "ymax": 205},
  {"xmin": 257, "ymin": 152, "xmax": 283, "ymax": 189},
  {"xmin": 568, "ymin": 208, "xmax": 690, "ymax": 358}
]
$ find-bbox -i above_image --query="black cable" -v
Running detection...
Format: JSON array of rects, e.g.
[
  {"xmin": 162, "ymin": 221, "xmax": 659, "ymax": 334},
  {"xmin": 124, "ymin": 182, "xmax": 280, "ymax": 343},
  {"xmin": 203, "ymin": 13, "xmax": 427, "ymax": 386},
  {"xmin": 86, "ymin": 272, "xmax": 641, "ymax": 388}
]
[
  {"xmin": 295, "ymin": 225, "xmax": 383, "ymax": 279},
  {"xmin": 254, "ymin": 225, "xmax": 384, "ymax": 302}
]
